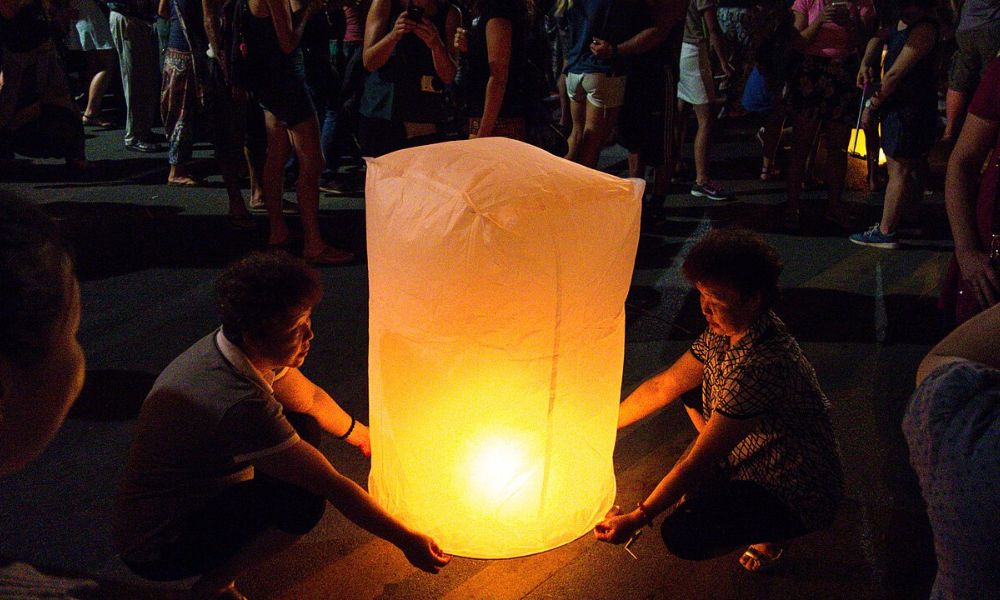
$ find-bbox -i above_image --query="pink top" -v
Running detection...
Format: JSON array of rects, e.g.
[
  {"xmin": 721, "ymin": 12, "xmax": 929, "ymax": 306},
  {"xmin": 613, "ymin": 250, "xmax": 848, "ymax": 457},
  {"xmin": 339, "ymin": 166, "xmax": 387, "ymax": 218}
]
[
  {"xmin": 792, "ymin": 0, "xmax": 875, "ymax": 59},
  {"xmin": 343, "ymin": 5, "xmax": 364, "ymax": 43}
]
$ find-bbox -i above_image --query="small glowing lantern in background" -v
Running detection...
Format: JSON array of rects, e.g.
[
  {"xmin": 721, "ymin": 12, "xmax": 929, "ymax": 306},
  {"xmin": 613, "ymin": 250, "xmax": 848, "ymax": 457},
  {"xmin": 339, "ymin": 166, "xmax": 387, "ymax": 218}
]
[
  {"xmin": 848, "ymin": 127, "xmax": 887, "ymax": 165},
  {"xmin": 366, "ymin": 138, "xmax": 643, "ymax": 558}
]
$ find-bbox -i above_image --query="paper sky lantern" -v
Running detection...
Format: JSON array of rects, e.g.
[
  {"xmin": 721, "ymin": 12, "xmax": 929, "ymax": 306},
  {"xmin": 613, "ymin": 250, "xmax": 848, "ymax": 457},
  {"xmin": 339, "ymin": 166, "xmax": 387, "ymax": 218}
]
[{"xmin": 365, "ymin": 138, "xmax": 643, "ymax": 558}]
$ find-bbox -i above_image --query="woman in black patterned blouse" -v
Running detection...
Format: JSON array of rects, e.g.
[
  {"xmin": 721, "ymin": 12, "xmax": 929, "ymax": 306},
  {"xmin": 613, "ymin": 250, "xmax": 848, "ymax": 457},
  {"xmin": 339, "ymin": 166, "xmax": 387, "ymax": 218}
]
[{"xmin": 595, "ymin": 228, "xmax": 844, "ymax": 573}]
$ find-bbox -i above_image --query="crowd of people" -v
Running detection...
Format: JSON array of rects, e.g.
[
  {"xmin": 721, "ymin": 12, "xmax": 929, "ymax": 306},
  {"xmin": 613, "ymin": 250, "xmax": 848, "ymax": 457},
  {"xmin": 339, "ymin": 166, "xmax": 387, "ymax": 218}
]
[{"xmin": 2, "ymin": 0, "xmax": 1000, "ymax": 596}]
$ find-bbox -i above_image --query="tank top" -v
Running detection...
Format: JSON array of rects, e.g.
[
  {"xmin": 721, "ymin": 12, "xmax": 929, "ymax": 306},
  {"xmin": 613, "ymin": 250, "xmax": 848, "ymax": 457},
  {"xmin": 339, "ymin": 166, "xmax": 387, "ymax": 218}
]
[{"xmin": 359, "ymin": 1, "xmax": 454, "ymax": 123}]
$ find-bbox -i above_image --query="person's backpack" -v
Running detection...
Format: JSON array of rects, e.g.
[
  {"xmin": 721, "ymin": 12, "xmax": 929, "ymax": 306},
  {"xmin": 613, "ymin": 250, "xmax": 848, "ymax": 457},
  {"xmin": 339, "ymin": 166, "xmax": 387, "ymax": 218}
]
[{"xmin": 216, "ymin": 0, "xmax": 252, "ymax": 90}]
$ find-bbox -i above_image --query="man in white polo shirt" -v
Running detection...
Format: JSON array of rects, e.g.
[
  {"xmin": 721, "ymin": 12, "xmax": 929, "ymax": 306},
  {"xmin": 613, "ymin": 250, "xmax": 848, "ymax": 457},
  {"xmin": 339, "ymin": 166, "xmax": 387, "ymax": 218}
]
[{"xmin": 113, "ymin": 251, "xmax": 449, "ymax": 600}]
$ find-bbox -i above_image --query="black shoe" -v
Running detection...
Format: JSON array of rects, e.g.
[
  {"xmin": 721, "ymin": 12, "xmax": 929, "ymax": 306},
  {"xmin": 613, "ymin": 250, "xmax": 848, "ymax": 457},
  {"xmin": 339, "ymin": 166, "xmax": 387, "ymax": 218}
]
[{"xmin": 125, "ymin": 140, "xmax": 161, "ymax": 153}]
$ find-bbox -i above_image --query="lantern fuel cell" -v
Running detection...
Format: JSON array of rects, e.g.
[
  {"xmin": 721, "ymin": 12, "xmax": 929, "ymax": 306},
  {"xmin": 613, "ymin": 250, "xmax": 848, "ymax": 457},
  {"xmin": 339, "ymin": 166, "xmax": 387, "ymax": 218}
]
[{"xmin": 365, "ymin": 138, "xmax": 643, "ymax": 558}]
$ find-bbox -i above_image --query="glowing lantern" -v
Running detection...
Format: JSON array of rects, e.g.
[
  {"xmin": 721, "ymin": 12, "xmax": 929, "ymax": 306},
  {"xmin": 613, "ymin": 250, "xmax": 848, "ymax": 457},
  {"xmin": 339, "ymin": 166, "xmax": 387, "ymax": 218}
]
[
  {"xmin": 365, "ymin": 138, "xmax": 643, "ymax": 558},
  {"xmin": 848, "ymin": 127, "xmax": 887, "ymax": 165}
]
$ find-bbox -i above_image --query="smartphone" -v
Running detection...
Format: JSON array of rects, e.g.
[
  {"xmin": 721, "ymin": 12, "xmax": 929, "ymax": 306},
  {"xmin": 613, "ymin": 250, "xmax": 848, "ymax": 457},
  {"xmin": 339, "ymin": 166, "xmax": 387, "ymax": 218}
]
[{"xmin": 406, "ymin": 0, "xmax": 424, "ymax": 22}]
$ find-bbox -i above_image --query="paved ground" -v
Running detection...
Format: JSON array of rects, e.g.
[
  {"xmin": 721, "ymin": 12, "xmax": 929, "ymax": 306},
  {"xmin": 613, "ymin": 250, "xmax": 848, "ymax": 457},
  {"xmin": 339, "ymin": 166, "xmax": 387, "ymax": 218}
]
[{"xmin": 0, "ymin": 118, "xmax": 950, "ymax": 599}]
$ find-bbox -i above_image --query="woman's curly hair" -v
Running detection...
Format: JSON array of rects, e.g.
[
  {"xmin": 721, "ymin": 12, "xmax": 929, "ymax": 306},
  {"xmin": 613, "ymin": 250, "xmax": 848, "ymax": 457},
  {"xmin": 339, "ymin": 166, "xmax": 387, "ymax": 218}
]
[
  {"xmin": 682, "ymin": 228, "xmax": 783, "ymax": 309},
  {"xmin": 216, "ymin": 251, "xmax": 323, "ymax": 346}
]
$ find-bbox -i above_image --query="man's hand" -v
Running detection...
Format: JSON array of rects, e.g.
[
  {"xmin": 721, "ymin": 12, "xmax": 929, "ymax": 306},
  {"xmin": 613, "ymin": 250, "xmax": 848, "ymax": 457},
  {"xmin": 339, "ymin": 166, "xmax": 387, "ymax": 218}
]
[
  {"xmin": 589, "ymin": 37, "xmax": 616, "ymax": 60},
  {"xmin": 346, "ymin": 422, "xmax": 371, "ymax": 457},
  {"xmin": 857, "ymin": 65, "xmax": 875, "ymax": 89},
  {"xmin": 401, "ymin": 531, "xmax": 452, "ymax": 573}
]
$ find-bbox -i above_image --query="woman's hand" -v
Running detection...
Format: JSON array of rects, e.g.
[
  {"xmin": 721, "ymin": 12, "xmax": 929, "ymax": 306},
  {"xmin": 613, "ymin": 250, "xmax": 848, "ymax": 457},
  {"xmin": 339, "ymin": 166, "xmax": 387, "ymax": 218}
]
[
  {"xmin": 859, "ymin": 104, "xmax": 875, "ymax": 129},
  {"xmin": 857, "ymin": 65, "xmax": 875, "ymax": 89},
  {"xmin": 453, "ymin": 26, "xmax": 467, "ymax": 53},
  {"xmin": 401, "ymin": 531, "xmax": 452, "ymax": 573},
  {"xmin": 389, "ymin": 11, "xmax": 415, "ymax": 43},
  {"xmin": 593, "ymin": 505, "xmax": 644, "ymax": 544},
  {"xmin": 413, "ymin": 16, "xmax": 443, "ymax": 49},
  {"xmin": 346, "ymin": 422, "xmax": 371, "ymax": 457},
  {"xmin": 957, "ymin": 247, "xmax": 1000, "ymax": 310}
]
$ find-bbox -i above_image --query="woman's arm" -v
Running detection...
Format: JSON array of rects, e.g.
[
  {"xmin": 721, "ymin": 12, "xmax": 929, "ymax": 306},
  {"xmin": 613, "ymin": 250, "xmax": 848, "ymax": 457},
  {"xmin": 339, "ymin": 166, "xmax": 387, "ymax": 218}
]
[
  {"xmin": 474, "ymin": 16, "xmax": 512, "ymax": 137},
  {"xmin": 411, "ymin": 3, "xmax": 459, "ymax": 83},
  {"xmin": 856, "ymin": 34, "xmax": 884, "ymax": 88},
  {"xmin": 916, "ymin": 303, "xmax": 1000, "ymax": 385},
  {"xmin": 264, "ymin": 0, "xmax": 319, "ymax": 54},
  {"xmin": 869, "ymin": 23, "xmax": 936, "ymax": 102},
  {"xmin": 362, "ymin": 0, "xmax": 412, "ymax": 71},
  {"xmin": 596, "ymin": 410, "xmax": 761, "ymax": 542},
  {"xmin": 793, "ymin": 7, "xmax": 827, "ymax": 42},
  {"xmin": 945, "ymin": 112, "xmax": 1000, "ymax": 308},
  {"xmin": 158, "ymin": 0, "xmax": 169, "ymax": 19},
  {"xmin": 617, "ymin": 350, "xmax": 705, "ymax": 429}
]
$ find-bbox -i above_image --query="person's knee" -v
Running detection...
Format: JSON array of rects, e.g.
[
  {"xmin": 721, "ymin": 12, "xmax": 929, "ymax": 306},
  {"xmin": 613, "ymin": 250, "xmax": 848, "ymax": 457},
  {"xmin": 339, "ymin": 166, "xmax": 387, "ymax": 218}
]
[{"xmin": 660, "ymin": 511, "xmax": 719, "ymax": 561}]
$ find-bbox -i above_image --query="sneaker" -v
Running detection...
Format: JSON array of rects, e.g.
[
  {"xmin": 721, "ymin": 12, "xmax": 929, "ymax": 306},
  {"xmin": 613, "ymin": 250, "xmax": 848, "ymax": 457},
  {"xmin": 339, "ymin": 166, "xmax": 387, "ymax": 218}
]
[
  {"xmin": 849, "ymin": 223, "xmax": 898, "ymax": 249},
  {"xmin": 691, "ymin": 180, "xmax": 732, "ymax": 201},
  {"xmin": 125, "ymin": 140, "xmax": 161, "ymax": 153}
]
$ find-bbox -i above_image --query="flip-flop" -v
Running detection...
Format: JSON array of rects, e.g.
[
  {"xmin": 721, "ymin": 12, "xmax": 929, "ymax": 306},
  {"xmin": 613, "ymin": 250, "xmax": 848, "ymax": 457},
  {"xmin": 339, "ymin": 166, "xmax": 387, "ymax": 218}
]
[{"xmin": 740, "ymin": 546, "xmax": 784, "ymax": 573}]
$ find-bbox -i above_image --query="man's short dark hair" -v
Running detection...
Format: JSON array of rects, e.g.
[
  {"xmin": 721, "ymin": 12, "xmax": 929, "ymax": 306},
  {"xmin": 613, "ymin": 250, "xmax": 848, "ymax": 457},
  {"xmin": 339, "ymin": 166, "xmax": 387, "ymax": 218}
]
[
  {"xmin": 0, "ymin": 193, "xmax": 74, "ymax": 367},
  {"xmin": 681, "ymin": 228, "xmax": 783, "ymax": 308},
  {"xmin": 216, "ymin": 251, "xmax": 323, "ymax": 346}
]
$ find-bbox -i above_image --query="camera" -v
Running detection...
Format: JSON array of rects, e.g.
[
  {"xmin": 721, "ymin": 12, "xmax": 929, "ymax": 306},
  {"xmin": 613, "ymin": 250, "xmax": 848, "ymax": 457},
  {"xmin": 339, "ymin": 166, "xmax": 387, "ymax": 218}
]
[{"xmin": 406, "ymin": 0, "xmax": 424, "ymax": 22}]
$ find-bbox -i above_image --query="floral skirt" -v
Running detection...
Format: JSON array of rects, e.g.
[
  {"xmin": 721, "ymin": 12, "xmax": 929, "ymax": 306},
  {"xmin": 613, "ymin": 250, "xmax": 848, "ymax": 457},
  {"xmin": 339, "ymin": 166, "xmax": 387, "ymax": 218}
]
[{"xmin": 785, "ymin": 53, "xmax": 862, "ymax": 125}]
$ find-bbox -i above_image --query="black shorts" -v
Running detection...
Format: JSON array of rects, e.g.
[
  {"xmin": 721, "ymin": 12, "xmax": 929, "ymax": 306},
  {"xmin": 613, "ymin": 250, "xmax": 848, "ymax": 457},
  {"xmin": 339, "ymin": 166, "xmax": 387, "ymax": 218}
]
[{"xmin": 660, "ymin": 478, "xmax": 807, "ymax": 560}]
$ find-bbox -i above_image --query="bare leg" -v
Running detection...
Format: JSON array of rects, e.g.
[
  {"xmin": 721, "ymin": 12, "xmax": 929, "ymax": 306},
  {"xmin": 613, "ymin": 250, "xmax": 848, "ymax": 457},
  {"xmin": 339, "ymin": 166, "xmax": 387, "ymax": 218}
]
[
  {"xmin": 83, "ymin": 50, "xmax": 115, "ymax": 119},
  {"xmin": 287, "ymin": 115, "xmax": 353, "ymax": 261},
  {"xmin": 821, "ymin": 120, "xmax": 852, "ymax": 223},
  {"xmin": 943, "ymin": 88, "xmax": 967, "ymax": 142},
  {"xmin": 785, "ymin": 113, "xmax": 821, "ymax": 227},
  {"xmin": 190, "ymin": 528, "xmax": 300, "ymax": 599},
  {"xmin": 760, "ymin": 105, "xmax": 785, "ymax": 178},
  {"xmin": 691, "ymin": 102, "xmax": 714, "ymax": 185},
  {"xmin": 262, "ymin": 111, "xmax": 293, "ymax": 246},
  {"xmin": 574, "ymin": 101, "xmax": 620, "ymax": 169},
  {"xmin": 565, "ymin": 96, "xmax": 586, "ymax": 163},
  {"xmin": 878, "ymin": 155, "xmax": 914, "ymax": 235}
]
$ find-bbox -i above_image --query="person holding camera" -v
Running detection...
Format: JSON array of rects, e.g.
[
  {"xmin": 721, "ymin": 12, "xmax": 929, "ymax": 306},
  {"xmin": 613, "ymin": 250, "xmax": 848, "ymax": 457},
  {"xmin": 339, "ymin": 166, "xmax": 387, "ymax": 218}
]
[{"xmin": 359, "ymin": 0, "xmax": 460, "ymax": 156}]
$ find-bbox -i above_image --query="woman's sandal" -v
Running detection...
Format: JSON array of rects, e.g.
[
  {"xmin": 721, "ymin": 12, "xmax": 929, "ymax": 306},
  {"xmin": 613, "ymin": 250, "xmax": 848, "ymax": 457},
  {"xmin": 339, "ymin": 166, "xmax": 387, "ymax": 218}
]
[
  {"xmin": 760, "ymin": 163, "xmax": 782, "ymax": 182},
  {"xmin": 740, "ymin": 546, "xmax": 784, "ymax": 573},
  {"xmin": 81, "ymin": 113, "xmax": 115, "ymax": 128}
]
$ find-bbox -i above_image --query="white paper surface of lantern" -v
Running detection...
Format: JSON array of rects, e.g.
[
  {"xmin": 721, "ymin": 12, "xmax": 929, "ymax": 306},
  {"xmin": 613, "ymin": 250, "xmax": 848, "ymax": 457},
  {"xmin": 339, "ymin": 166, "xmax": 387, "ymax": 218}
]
[{"xmin": 366, "ymin": 138, "xmax": 643, "ymax": 558}]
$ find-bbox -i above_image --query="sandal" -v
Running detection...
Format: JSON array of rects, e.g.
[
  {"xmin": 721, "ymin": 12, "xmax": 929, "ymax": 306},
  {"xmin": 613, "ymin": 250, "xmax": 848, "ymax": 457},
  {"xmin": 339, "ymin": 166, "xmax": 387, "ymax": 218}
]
[
  {"xmin": 303, "ymin": 246, "xmax": 355, "ymax": 266},
  {"xmin": 740, "ymin": 546, "xmax": 784, "ymax": 573},
  {"xmin": 250, "ymin": 198, "xmax": 299, "ymax": 214},
  {"xmin": 167, "ymin": 176, "xmax": 204, "ymax": 187},
  {"xmin": 760, "ymin": 164, "xmax": 782, "ymax": 182}
]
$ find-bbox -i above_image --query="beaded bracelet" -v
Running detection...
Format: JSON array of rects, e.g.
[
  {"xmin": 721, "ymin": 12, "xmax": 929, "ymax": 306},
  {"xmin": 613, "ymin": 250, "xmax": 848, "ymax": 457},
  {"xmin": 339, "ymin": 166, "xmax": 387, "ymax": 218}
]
[{"xmin": 336, "ymin": 415, "xmax": 356, "ymax": 440}]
